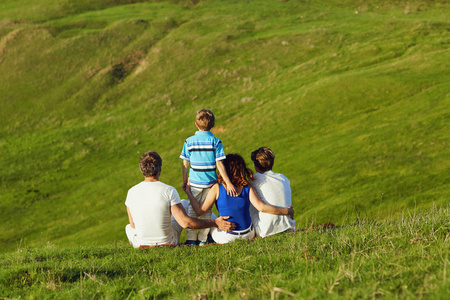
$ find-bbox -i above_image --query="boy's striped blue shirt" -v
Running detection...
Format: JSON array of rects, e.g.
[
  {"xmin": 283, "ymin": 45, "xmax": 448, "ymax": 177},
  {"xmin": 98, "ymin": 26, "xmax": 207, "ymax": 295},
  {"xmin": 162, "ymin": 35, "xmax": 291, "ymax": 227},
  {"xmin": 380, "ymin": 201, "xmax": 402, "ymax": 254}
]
[{"xmin": 180, "ymin": 131, "xmax": 226, "ymax": 188}]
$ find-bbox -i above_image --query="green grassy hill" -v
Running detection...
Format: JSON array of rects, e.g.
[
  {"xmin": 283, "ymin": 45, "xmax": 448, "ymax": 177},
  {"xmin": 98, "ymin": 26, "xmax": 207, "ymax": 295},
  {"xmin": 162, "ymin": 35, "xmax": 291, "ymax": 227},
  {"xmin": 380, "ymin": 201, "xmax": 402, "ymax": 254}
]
[
  {"xmin": 1, "ymin": 207, "xmax": 449, "ymax": 298},
  {"xmin": 0, "ymin": 0, "xmax": 449, "ymax": 253}
]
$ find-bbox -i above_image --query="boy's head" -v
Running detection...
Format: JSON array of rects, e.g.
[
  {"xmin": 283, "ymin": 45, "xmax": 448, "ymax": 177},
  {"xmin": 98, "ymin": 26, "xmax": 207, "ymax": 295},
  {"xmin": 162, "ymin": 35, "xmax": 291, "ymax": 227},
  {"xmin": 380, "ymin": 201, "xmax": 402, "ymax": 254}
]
[
  {"xmin": 195, "ymin": 109, "xmax": 215, "ymax": 131},
  {"xmin": 251, "ymin": 147, "xmax": 275, "ymax": 173},
  {"xmin": 139, "ymin": 150, "xmax": 162, "ymax": 177}
]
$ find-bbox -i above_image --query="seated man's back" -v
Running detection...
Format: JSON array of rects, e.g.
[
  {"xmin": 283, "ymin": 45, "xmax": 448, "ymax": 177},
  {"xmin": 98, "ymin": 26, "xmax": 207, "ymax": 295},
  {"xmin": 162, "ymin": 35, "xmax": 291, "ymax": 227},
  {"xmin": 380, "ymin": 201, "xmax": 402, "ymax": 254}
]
[
  {"xmin": 250, "ymin": 170, "xmax": 295, "ymax": 237},
  {"xmin": 126, "ymin": 181, "xmax": 181, "ymax": 246},
  {"xmin": 126, "ymin": 150, "xmax": 237, "ymax": 248}
]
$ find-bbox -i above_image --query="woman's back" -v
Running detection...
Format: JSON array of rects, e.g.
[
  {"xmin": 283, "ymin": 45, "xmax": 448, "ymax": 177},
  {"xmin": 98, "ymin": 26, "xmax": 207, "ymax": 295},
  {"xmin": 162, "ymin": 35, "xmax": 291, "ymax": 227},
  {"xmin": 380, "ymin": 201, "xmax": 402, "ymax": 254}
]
[{"xmin": 216, "ymin": 184, "xmax": 252, "ymax": 231}]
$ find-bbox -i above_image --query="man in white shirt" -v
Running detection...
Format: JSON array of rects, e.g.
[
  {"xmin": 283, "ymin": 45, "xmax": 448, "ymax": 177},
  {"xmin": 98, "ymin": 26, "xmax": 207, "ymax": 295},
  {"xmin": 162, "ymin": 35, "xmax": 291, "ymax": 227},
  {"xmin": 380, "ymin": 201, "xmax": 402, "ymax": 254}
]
[
  {"xmin": 249, "ymin": 147, "xmax": 296, "ymax": 238},
  {"xmin": 125, "ymin": 150, "xmax": 235, "ymax": 248}
]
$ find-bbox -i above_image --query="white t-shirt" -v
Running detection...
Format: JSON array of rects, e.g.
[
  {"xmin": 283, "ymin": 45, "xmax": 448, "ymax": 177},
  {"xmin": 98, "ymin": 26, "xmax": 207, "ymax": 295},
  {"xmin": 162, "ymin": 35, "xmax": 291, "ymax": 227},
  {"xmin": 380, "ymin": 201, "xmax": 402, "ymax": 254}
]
[
  {"xmin": 125, "ymin": 181, "xmax": 181, "ymax": 246},
  {"xmin": 250, "ymin": 170, "xmax": 296, "ymax": 238}
]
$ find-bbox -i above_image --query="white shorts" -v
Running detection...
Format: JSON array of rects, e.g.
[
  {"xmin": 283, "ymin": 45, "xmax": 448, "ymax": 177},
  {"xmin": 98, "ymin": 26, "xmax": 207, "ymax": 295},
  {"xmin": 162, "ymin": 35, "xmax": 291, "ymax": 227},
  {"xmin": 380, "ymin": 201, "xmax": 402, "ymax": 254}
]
[{"xmin": 211, "ymin": 225, "xmax": 255, "ymax": 244}]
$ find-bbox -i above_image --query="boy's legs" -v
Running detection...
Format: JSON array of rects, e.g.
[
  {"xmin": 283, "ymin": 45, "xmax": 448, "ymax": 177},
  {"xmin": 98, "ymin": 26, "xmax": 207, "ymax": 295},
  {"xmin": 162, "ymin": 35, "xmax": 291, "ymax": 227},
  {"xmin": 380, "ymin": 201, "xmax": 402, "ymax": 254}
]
[
  {"xmin": 186, "ymin": 191, "xmax": 199, "ymax": 242},
  {"xmin": 187, "ymin": 186, "xmax": 211, "ymax": 243},
  {"xmin": 198, "ymin": 207, "xmax": 212, "ymax": 243}
]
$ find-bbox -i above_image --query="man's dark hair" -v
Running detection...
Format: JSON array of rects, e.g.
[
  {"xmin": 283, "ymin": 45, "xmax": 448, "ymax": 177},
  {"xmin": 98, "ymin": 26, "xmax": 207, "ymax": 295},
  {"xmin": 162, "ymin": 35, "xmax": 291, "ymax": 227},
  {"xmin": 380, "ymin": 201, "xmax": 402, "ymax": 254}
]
[
  {"xmin": 139, "ymin": 151, "xmax": 162, "ymax": 177},
  {"xmin": 251, "ymin": 147, "xmax": 275, "ymax": 172}
]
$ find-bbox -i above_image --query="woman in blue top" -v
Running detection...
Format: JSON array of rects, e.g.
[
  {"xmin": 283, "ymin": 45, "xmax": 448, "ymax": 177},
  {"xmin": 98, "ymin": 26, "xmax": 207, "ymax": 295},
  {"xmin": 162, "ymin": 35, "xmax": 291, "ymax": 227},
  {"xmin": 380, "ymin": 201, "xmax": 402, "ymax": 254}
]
[{"xmin": 184, "ymin": 154, "xmax": 294, "ymax": 244}]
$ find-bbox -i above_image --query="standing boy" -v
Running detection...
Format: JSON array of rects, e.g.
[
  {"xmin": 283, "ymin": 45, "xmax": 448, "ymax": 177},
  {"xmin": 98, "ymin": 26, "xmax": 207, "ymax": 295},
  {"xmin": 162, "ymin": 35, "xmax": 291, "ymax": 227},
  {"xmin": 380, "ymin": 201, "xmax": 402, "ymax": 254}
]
[{"xmin": 180, "ymin": 109, "xmax": 237, "ymax": 245}]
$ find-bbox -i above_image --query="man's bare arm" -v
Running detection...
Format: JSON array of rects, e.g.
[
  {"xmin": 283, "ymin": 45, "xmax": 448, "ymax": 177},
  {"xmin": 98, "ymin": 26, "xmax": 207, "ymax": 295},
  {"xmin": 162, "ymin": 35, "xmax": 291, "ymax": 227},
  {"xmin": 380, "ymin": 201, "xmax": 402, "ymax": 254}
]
[
  {"xmin": 249, "ymin": 187, "xmax": 294, "ymax": 219},
  {"xmin": 171, "ymin": 203, "xmax": 235, "ymax": 231},
  {"xmin": 127, "ymin": 206, "xmax": 135, "ymax": 229}
]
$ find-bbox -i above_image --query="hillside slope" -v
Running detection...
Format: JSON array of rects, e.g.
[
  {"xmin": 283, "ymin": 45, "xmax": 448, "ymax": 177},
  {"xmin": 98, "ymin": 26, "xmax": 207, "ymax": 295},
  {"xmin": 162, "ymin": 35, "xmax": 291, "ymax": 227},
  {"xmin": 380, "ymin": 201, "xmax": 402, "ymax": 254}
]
[{"xmin": 0, "ymin": 0, "xmax": 449, "ymax": 253}]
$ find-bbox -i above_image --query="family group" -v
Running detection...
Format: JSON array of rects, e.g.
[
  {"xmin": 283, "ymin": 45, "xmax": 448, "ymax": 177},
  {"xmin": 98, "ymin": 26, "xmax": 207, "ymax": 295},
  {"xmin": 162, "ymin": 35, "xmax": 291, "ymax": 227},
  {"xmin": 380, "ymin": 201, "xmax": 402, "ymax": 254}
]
[{"xmin": 125, "ymin": 109, "xmax": 295, "ymax": 247}]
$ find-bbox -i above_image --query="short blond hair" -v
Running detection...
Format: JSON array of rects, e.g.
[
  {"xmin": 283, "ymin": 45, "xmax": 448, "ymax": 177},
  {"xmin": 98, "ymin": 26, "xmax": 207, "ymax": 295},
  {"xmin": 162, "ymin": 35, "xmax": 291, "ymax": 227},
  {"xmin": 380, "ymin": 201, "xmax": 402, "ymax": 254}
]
[{"xmin": 195, "ymin": 109, "xmax": 215, "ymax": 131}]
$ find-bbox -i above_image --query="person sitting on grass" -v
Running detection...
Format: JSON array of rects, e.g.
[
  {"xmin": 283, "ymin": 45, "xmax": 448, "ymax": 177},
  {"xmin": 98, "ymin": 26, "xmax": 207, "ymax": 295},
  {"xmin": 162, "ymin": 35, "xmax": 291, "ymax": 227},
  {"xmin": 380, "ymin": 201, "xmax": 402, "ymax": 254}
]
[
  {"xmin": 250, "ymin": 147, "xmax": 296, "ymax": 238},
  {"xmin": 183, "ymin": 153, "xmax": 294, "ymax": 244},
  {"xmin": 125, "ymin": 150, "xmax": 235, "ymax": 248}
]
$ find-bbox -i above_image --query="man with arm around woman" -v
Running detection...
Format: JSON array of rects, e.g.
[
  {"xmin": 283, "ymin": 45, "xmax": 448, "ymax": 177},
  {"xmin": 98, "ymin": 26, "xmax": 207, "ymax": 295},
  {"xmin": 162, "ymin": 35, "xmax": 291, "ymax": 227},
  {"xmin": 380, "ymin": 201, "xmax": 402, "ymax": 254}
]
[{"xmin": 184, "ymin": 152, "xmax": 294, "ymax": 244}]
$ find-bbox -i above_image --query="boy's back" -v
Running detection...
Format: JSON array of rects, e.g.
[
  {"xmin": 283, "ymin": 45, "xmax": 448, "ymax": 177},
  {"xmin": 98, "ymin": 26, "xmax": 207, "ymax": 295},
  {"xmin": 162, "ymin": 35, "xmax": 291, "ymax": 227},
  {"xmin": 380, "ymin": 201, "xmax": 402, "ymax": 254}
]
[
  {"xmin": 125, "ymin": 181, "xmax": 181, "ymax": 245},
  {"xmin": 180, "ymin": 130, "xmax": 225, "ymax": 188}
]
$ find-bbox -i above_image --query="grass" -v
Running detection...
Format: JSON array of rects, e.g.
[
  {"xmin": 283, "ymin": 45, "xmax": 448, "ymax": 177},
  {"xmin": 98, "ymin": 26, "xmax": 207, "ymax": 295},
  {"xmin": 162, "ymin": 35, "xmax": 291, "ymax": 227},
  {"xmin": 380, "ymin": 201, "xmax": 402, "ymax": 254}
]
[
  {"xmin": 1, "ymin": 205, "xmax": 448, "ymax": 298},
  {"xmin": 0, "ymin": 0, "xmax": 448, "ymax": 268}
]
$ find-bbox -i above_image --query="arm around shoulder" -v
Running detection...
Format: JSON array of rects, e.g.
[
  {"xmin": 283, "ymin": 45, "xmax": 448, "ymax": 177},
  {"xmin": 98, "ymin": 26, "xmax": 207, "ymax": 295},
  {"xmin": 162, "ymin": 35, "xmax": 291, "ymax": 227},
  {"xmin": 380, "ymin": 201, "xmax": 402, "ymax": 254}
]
[
  {"xmin": 171, "ymin": 202, "xmax": 211, "ymax": 229},
  {"xmin": 171, "ymin": 203, "xmax": 191, "ymax": 228},
  {"xmin": 171, "ymin": 203, "xmax": 235, "ymax": 231},
  {"xmin": 249, "ymin": 187, "xmax": 294, "ymax": 219}
]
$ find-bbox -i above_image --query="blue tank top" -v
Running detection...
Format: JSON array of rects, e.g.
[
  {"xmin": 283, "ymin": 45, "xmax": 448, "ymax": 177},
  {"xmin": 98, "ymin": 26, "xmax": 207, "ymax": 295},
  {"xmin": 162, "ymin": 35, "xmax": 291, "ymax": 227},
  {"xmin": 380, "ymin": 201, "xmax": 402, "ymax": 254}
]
[{"xmin": 215, "ymin": 184, "xmax": 252, "ymax": 231}]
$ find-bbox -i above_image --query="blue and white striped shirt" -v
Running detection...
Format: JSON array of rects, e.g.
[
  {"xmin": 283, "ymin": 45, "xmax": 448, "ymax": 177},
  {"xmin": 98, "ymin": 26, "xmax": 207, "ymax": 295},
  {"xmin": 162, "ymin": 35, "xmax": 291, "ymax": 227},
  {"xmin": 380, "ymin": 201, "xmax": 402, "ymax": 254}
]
[{"xmin": 180, "ymin": 131, "xmax": 226, "ymax": 188}]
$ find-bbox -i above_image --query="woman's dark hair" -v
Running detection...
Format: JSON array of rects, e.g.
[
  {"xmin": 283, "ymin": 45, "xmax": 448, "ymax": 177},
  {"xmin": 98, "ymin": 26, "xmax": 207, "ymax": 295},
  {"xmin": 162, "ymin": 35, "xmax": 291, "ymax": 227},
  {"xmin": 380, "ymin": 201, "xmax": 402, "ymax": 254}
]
[{"xmin": 218, "ymin": 154, "xmax": 254, "ymax": 187}]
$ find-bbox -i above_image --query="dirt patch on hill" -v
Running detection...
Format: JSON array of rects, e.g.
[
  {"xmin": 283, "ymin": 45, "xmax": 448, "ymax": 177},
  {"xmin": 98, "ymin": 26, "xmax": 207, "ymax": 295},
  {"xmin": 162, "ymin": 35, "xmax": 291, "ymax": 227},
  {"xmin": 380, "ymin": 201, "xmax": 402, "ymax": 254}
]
[
  {"xmin": 212, "ymin": 125, "xmax": 226, "ymax": 133},
  {"xmin": 0, "ymin": 29, "xmax": 23, "ymax": 64}
]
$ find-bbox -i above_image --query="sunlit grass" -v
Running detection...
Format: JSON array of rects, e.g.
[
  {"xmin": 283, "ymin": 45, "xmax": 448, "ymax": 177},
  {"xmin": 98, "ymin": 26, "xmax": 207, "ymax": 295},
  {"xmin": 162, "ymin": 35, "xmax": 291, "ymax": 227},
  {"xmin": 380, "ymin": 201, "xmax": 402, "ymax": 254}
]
[
  {"xmin": 0, "ymin": 0, "xmax": 448, "ymax": 257},
  {"xmin": 1, "ymin": 206, "xmax": 448, "ymax": 298}
]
